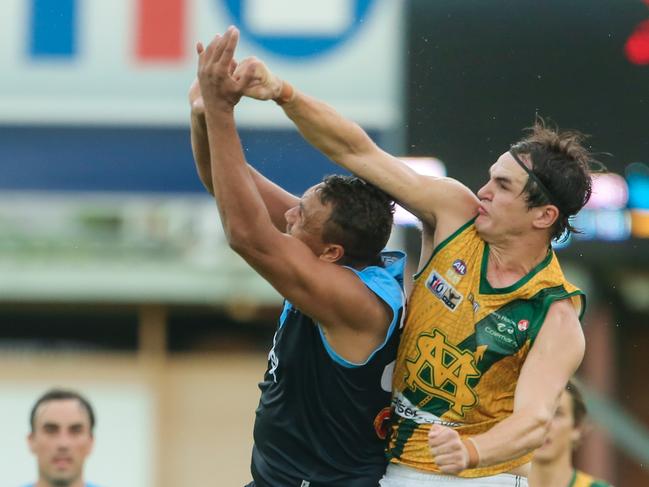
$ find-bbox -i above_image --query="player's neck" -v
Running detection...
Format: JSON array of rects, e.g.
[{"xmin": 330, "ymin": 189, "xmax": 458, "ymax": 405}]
[
  {"xmin": 487, "ymin": 238, "xmax": 549, "ymax": 287},
  {"xmin": 529, "ymin": 456, "xmax": 574, "ymax": 487}
]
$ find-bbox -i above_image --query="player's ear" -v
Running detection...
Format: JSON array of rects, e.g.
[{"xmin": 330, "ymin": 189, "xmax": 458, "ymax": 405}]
[
  {"xmin": 319, "ymin": 244, "xmax": 344, "ymax": 263},
  {"xmin": 27, "ymin": 432, "xmax": 36, "ymax": 454},
  {"xmin": 531, "ymin": 204, "xmax": 559, "ymax": 231}
]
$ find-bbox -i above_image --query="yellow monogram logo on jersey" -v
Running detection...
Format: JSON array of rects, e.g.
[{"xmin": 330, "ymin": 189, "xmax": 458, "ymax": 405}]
[{"xmin": 404, "ymin": 330, "xmax": 480, "ymax": 416}]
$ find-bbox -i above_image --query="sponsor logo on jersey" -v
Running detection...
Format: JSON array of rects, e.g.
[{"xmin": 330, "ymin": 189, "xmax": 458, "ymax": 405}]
[
  {"xmin": 392, "ymin": 393, "xmax": 461, "ymax": 426},
  {"xmin": 452, "ymin": 259, "xmax": 467, "ymax": 275},
  {"xmin": 518, "ymin": 319, "xmax": 530, "ymax": 331},
  {"xmin": 496, "ymin": 322, "xmax": 514, "ymax": 334},
  {"xmin": 491, "ymin": 311, "xmax": 517, "ymax": 327},
  {"xmin": 404, "ymin": 330, "xmax": 480, "ymax": 415},
  {"xmin": 426, "ymin": 271, "xmax": 463, "ymax": 311},
  {"xmin": 485, "ymin": 325, "xmax": 517, "ymax": 346}
]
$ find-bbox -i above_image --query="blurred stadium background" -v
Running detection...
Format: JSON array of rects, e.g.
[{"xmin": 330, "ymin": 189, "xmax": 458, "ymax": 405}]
[{"xmin": 1, "ymin": 0, "xmax": 648, "ymax": 485}]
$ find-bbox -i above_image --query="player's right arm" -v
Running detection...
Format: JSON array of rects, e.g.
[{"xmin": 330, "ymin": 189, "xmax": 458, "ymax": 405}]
[
  {"xmin": 236, "ymin": 57, "xmax": 480, "ymax": 242},
  {"xmin": 189, "ymin": 78, "xmax": 298, "ymax": 231},
  {"xmin": 197, "ymin": 29, "xmax": 394, "ymax": 364}
]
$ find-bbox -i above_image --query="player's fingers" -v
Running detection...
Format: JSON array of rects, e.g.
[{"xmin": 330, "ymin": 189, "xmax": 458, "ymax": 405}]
[
  {"xmin": 233, "ymin": 57, "xmax": 257, "ymax": 80},
  {"xmin": 434, "ymin": 453, "xmax": 463, "ymax": 474},
  {"xmin": 219, "ymin": 26, "xmax": 239, "ymax": 66},
  {"xmin": 427, "ymin": 424, "xmax": 442, "ymax": 441},
  {"xmin": 212, "ymin": 26, "xmax": 233, "ymax": 63},
  {"xmin": 206, "ymin": 32, "xmax": 225, "ymax": 64},
  {"xmin": 236, "ymin": 61, "xmax": 260, "ymax": 89},
  {"xmin": 196, "ymin": 42, "xmax": 204, "ymax": 55},
  {"xmin": 429, "ymin": 442, "xmax": 455, "ymax": 457},
  {"xmin": 234, "ymin": 57, "xmax": 264, "ymax": 81}
]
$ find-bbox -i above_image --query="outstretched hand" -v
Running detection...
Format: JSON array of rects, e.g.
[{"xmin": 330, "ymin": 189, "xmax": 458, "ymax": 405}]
[
  {"xmin": 197, "ymin": 26, "xmax": 257, "ymax": 110},
  {"xmin": 233, "ymin": 57, "xmax": 283, "ymax": 101}
]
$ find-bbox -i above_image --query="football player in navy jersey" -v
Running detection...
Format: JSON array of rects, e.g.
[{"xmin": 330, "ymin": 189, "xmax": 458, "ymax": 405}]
[{"xmin": 192, "ymin": 27, "xmax": 406, "ymax": 486}]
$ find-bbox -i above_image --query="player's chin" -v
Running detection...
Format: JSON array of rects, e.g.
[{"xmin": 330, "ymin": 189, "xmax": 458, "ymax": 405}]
[
  {"xmin": 49, "ymin": 472, "xmax": 77, "ymax": 484},
  {"xmin": 474, "ymin": 215, "xmax": 490, "ymax": 233}
]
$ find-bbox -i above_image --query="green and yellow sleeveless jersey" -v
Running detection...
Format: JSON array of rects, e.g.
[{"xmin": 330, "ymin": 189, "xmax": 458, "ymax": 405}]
[
  {"xmin": 388, "ymin": 218, "xmax": 585, "ymax": 477},
  {"xmin": 569, "ymin": 469, "xmax": 613, "ymax": 487}
]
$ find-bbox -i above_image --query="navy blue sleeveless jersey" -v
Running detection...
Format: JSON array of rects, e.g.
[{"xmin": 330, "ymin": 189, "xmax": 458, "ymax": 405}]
[{"xmin": 251, "ymin": 251, "xmax": 406, "ymax": 487}]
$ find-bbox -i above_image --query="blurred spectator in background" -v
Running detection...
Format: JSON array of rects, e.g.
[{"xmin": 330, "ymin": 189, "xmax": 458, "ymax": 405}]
[
  {"xmin": 23, "ymin": 388, "xmax": 100, "ymax": 487},
  {"xmin": 530, "ymin": 381, "xmax": 613, "ymax": 487}
]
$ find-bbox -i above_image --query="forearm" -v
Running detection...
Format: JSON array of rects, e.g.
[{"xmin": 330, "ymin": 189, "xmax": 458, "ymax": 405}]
[
  {"xmin": 192, "ymin": 108, "xmax": 296, "ymax": 230},
  {"xmin": 190, "ymin": 110, "xmax": 215, "ymax": 194},
  {"xmin": 204, "ymin": 105, "xmax": 274, "ymax": 247},
  {"xmin": 279, "ymin": 90, "xmax": 446, "ymax": 222},
  {"xmin": 470, "ymin": 411, "xmax": 549, "ymax": 467},
  {"xmin": 281, "ymin": 91, "xmax": 377, "ymax": 169}
]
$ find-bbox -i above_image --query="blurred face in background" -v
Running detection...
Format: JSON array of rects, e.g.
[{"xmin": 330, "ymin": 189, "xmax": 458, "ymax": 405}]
[
  {"xmin": 533, "ymin": 389, "xmax": 581, "ymax": 464},
  {"xmin": 28, "ymin": 399, "xmax": 94, "ymax": 486}
]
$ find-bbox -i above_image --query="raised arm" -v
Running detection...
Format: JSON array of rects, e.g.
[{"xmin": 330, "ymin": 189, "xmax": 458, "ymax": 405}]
[
  {"xmin": 189, "ymin": 78, "xmax": 298, "ymax": 231},
  {"xmin": 197, "ymin": 29, "xmax": 392, "ymax": 361},
  {"xmin": 236, "ymin": 57, "xmax": 480, "ymax": 240},
  {"xmin": 428, "ymin": 299, "xmax": 585, "ymax": 474}
]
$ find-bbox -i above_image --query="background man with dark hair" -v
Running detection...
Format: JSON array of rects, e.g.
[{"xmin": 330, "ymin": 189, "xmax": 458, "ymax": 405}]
[
  {"xmin": 233, "ymin": 50, "xmax": 599, "ymax": 486},
  {"xmin": 23, "ymin": 388, "xmax": 100, "ymax": 487},
  {"xmin": 193, "ymin": 28, "xmax": 406, "ymax": 486}
]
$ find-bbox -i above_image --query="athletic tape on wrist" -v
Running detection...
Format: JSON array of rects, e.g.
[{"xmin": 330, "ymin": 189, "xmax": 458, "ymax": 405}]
[
  {"xmin": 462, "ymin": 437, "xmax": 481, "ymax": 469},
  {"xmin": 274, "ymin": 81, "xmax": 295, "ymax": 106}
]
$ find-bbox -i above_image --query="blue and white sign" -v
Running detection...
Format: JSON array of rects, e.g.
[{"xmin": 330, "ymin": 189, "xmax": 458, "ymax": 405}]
[
  {"xmin": 221, "ymin": 0, "xmax": 377, "ymax": 59},
  {"xmin": 0, "ymin": 0, "xmax": 403, "ymax": 127}
]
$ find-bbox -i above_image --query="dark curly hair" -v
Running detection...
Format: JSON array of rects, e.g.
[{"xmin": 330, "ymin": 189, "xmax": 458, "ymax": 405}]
[
  {"xmin": 510, "ymin": 118, "xmax": 604, "ymax": 240},
  {"xmin": 317, "ymin": 175, "xmax": 395, "ymax": 267}
]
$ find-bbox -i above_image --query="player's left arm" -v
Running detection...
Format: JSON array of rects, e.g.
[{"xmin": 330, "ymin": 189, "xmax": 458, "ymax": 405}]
[{"xmin": 429, "ymin": 298, "xmax": 585, "ymax": 473}]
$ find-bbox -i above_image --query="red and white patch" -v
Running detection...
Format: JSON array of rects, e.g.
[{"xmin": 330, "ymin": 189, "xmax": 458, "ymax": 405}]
[{"xmin": 517, "ymin": 319, "xmax": 529, "ymax": 332}]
